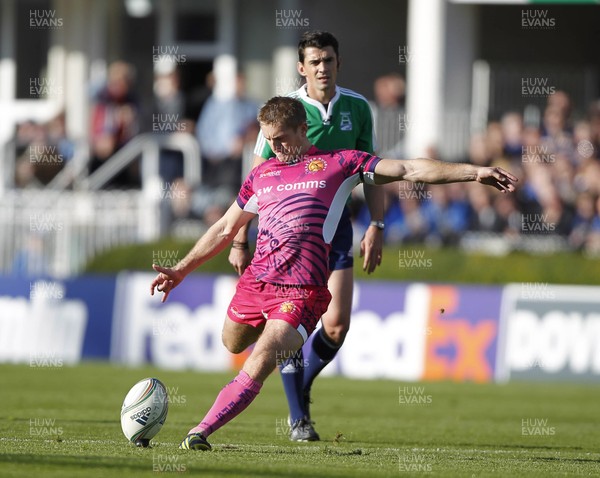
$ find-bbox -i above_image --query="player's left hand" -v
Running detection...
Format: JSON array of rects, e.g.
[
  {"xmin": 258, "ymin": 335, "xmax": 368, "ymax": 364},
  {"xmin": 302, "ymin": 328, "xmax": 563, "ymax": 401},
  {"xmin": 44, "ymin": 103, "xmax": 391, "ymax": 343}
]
[
  {"xmin": 360, "ymin": 225, "xmax": 383, "ymax": 274},
  {"xmin": 476, "ymin": 167, "xmax": 518, "ymax": 193},
  {"xmin": 150, "ymin": 264, "xmax": 185, "ymax": 303}
]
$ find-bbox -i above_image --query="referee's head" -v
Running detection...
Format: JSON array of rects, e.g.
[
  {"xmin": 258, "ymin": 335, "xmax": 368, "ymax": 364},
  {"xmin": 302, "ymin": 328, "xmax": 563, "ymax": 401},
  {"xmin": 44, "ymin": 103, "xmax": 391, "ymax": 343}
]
[{"xmin": 298, "ymin": 31, "xmax": 340, "ymax": 64}]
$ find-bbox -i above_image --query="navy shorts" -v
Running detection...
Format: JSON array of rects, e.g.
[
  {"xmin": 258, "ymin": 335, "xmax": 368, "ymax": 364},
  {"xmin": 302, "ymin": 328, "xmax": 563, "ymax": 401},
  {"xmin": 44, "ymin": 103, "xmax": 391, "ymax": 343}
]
[{"xmin": 328, "ymin": 206, "xmax": 353, "ymax": 271}]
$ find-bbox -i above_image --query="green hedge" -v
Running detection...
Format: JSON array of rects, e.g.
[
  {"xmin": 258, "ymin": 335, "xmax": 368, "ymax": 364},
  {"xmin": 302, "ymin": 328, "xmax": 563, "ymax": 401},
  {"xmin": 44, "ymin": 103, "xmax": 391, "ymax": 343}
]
[{"xmin": 84, "ymin": 239, "xmax": 599, "ymax": 285}]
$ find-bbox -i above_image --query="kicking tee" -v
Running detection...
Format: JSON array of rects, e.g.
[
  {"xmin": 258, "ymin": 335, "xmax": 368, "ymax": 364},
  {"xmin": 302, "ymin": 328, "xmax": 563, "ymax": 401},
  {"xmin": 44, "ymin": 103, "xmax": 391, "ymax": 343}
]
[{"xmin": 237, "ymin": 146, "xmax": 380, "ymax": 287}]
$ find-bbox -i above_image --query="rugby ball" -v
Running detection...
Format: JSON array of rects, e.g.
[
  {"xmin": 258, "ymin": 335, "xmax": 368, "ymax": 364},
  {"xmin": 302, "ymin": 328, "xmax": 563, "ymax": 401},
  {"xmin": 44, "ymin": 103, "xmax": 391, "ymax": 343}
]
[{"xmin": 120, "ymin": 377, "xmax": 169, "ymax": 447}]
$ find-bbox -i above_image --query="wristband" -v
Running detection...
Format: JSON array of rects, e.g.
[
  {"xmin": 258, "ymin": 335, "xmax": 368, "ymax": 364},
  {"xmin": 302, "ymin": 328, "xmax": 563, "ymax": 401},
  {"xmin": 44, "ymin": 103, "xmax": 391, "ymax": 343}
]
[{"xmin": 232, "ymin": 241, "xmax": 249, "ymax": 250}]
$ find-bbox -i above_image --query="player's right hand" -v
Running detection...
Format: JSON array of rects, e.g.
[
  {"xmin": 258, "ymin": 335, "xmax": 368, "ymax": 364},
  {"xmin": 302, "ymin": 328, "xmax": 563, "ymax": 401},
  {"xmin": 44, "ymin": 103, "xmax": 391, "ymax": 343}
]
[
  {"xmin": 476, "ymin": 167, "xmax": 518, "ymax": 193},
  {"xmin": 150, "ymin": 264, "xmax": 184, "ymax": 303},
  {"xmin": 360, "ymin": 226, "xmax": 383, "ymax": 274},
  {"xmin": 228, "ymin": 247, "xmax": 251, "ymax": 276}
]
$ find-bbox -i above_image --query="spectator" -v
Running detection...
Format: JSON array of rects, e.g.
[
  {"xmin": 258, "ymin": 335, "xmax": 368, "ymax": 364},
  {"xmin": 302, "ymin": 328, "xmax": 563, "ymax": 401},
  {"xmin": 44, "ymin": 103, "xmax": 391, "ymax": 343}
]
[
  {"xmin": 372, "ymin": 72, "xmax": 406, "ymax": 158},
  {"xmin": 384, "ymin": 196, "xmax": 429, "ymax": 244},
  {"xmin": 13, "ymin": 113, "xmax": 73, "ymax": 188},
  {"xmin": 569, "ymin": 192, "xmax": 596, "ymax": 249},
  {"xmin": 422, "ymin": 184, "xmax": 470, "ymax": 246},
  {"xmin": 195, "ymin": 72, "xmax": 258, "ymax": 192},
  {"xmin": 151, "ymin": 65, "xmax": 195, "ymax": 183},
  {"xmin": 587, "ymin": 196, "xmax": 600, "ymax": 255},
  {"xmin": 485, "ymin": 121, "xmax": 505, "ymax": 161},
  {"xmin": 468, "ymin": 132, "xmax": 491, "ymax": 166},
  {"xmin": 587, "ymin": 99, "xmax": 600, "ymax": 155},
  {"xmin": 551, "ymin": 153, "xmax": 577, "ymax": 205},
  {"xmin": 467, "ymin": 186, "xmax": 501, "ymax": 232},
  {"xmin": 573, "ymin": 119, "xmax": 594, "ymax": 165},
  {"xmin": 501, "ymin": 112, "xmax": 524, "ymax": 159},
  {"xmin": 574, "ymin": 156, "xmax": 600, "ymax": 196},
  {"xmin": 153, "ymin": 66, "xmax": 186, "ymax": 120},
  {"xmin": 89, "ymin": 61, "xmax": 140, "ymax": 188},
  {"xmin": 540, "ymin": 91, "xmax": 574, "ymax": 159},
  {"xmin": 494, "ymin": 193, "xmax": 521, "ymax": 236},
  {"xmin": 14, "ymin": 121, "xmax": 47, "ymax": 187},
  {"xmin": 11, "ymin": 233, "xmax": 48, "ymax": 277},
  {"xmin": 539, "ymin": 192, "xmax": 573, "ymax": 236},
  {"xmin": 546, "ymin": 90, "xmax": 572, "ymax": 128}
]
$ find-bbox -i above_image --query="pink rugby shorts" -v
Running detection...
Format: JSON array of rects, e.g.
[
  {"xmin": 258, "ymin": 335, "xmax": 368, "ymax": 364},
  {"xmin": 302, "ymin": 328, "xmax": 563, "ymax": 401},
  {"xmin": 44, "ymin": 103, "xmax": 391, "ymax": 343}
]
[{"xmin": 227, "ymin": 270, "xmax": 332, "ymax": 343}]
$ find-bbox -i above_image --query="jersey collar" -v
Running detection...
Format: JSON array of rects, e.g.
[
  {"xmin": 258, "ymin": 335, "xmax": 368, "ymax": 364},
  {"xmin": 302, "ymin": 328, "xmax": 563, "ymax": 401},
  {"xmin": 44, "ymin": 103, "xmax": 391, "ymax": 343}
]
[
  {"xmin": 305, "ymin": 145, "xmax": 320, "ymax": 156},
  {"xmin": 280, "ymin": 145, "xmax": 319, "ymax": 165},
  {"xmin": 297, "ymin": 85, "xmax": 341, "ymax": 125}
]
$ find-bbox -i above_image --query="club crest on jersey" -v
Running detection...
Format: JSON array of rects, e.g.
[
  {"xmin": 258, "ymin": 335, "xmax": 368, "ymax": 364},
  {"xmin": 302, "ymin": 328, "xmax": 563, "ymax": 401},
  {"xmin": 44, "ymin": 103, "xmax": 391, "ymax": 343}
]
[
  {"xmin": 340, "ymin": 111, "xmax": 352, "ymax": 131},
  {"xmin": 279, "ymin": 301, "xmax": 296, "ymax": 313},
  {"xmin": 305, "ymin": 158, "xmax": 327, "ymax": 174}
]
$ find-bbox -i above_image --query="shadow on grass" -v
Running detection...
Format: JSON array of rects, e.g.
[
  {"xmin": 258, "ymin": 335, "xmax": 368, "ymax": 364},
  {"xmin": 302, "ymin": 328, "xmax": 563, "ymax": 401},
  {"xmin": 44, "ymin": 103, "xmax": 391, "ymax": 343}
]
[
  {"xmin": 0, "ymin": 453, "xmax": 344, "ymax": 477},
  {"xmin": 530, "ymin": 455, "xmax": 600, "ymax": 465},
  {"xmin": 454, "ymin": 442, "xmax": 585, "ymax": 452},
  {"xmin": 0, "ymin": 454, "xmax": 148, "ymax": 472},
  {"xmin": 5, "ymin": 417, "xmax": 117, "ymax": 425}
]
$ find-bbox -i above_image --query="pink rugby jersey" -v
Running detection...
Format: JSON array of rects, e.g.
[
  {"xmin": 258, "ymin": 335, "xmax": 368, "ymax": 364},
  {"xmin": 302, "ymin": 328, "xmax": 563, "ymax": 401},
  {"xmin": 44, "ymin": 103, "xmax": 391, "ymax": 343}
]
[{"xmin": 236, "ymin": 145, "xmax": 381, "ymax": 286}]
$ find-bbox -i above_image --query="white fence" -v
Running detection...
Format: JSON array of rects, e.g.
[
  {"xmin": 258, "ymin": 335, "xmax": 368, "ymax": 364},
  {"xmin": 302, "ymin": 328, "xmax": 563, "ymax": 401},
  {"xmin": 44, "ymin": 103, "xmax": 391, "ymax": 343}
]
[
  {"xmin": 0, "ymin": 189, "xmax": 157, "ymax": 277},
  {"xmin": 0, "ymin": 132, "xmax": 204, "ymax": 277}
]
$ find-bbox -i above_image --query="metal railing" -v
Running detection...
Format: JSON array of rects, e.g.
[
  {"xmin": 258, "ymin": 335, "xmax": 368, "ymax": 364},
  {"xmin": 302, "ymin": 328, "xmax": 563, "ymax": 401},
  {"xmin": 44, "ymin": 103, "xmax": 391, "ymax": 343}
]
[
  {"xmin": 0, "ymin": 133, "xmax": 202, "ymax": 277},
  {"xmin": 0, "ymin": 189, "xmax": 146, "ymax": 278},
  {"xmin": 81, "ymin": 132, "xmax": 201, "ymax": 191}
]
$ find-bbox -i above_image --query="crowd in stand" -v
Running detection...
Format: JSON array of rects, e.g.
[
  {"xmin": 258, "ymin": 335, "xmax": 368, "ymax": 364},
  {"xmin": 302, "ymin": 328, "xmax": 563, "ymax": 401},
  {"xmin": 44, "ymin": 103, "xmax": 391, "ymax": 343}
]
[
  {"xmin": 358, "ymin": 76, "xmax": 600, "ymax": 255},
  {"xmin": 10, "ymin": 64, "xmax": 600, "ymax": 254}
]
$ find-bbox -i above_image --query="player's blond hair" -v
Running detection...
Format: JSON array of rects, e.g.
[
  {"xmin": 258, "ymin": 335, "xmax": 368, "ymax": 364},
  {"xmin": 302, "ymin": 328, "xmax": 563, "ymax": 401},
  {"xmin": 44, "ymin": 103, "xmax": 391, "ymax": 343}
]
[{"xmin": 257, "ymin": 96, "xmax": 306, "ymax": 131}]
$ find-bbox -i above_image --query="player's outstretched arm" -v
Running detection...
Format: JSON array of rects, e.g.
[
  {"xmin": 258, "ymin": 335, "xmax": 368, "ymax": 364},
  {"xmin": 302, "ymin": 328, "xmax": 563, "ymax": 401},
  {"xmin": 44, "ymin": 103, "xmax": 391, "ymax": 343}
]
[
  {"xmin": 372, "ymin": 158, "xmax": 518, "ymax": 193},
  {"xmin": 228, "ymin": 153, "xmax": 268, "ymax": 275},
  {"xmin": 151, "ymin": 203, "xmax": 256, "ymax": 302}
]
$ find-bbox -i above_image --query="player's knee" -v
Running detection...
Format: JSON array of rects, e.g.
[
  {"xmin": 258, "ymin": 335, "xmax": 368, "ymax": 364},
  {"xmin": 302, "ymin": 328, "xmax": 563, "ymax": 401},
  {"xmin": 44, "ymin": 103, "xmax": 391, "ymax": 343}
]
[
  {"xmin": 322, "ymin": 309, "xmax": 351, "ymax": 345},
  {"xmin": 323, "ymin": 322, "xmax": 349, "ymax": 346},
  {"xmin": 222, "ymin": 334, "xmax": 245, "ymax": 354}
]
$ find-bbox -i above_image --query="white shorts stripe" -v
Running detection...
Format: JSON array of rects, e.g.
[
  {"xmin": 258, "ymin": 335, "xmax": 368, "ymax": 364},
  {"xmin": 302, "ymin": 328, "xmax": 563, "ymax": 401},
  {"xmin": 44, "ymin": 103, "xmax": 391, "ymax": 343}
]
[{"xmin": 297, "ymin": 324, "xmax": 308, "ymax": 343}]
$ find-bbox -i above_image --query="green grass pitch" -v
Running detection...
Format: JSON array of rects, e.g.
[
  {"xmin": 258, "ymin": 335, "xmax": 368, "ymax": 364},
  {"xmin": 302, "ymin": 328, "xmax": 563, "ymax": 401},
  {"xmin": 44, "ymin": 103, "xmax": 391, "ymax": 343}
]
[{"xmin": 1, "ymin": 362, "xmax": 599, "ymax": 477}]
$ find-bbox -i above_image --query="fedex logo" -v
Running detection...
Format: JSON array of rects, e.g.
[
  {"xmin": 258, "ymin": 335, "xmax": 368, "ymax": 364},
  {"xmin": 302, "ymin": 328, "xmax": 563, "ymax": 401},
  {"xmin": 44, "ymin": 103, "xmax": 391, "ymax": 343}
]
[
  {"xmin": 423, "ymin": 286, "xmax": 500, "ymax": 382},
  {"xmin": 319, "ymin": 283, "xmax": 502, "ymax": 382}
]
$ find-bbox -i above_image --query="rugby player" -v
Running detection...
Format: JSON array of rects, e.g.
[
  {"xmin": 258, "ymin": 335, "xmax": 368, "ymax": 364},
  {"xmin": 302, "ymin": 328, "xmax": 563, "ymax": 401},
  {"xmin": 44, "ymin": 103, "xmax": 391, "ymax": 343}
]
[{"xmin": 150, "ymin": 96, "xmax": 517, "ymax": 451}]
